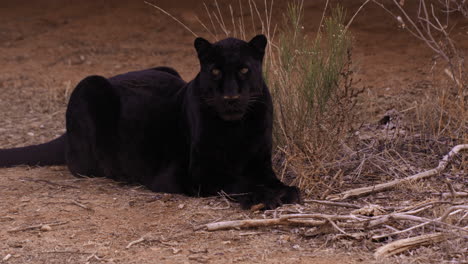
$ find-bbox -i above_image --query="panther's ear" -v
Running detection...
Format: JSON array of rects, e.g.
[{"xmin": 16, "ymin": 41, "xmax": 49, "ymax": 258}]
[
  {"xmin": 248, "ymin": 34, "xmax": 267, "ymax": 59},
  {"xmin": 194, "ymin": 37, "xmax": 213, "ymax": 61}
]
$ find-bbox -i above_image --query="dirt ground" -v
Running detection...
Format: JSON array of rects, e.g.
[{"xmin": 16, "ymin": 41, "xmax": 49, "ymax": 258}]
[{"xmin": 0, "ymin": 1, "xmax": 467, "ymax": 263}]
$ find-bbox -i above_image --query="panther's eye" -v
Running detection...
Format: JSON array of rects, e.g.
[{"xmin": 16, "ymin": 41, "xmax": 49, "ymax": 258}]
[
  {"xmin": 239, "ymin": 67, "xmax": 249, "ymax": 74},
  {"xmin": 211, "ymin": 68, "xmax": 221, "ymax": 76}
]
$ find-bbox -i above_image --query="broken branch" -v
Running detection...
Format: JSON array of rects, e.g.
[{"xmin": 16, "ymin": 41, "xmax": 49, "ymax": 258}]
[
  {"xmin": 374, "ymin": 233, "xmax": 447, "ymax": 258},
  {"xmin": 327, "ymin": 144, "xmax": 468, "ymax": 201}
]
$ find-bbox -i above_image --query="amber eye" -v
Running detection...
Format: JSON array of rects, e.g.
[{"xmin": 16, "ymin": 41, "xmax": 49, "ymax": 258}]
[
  {"xmin": 239, "ymin": 67, "xmax": 249, "ymax": 74},
  {"xmin": 211, "ymin": 68, "xmax": 221, "ymax": 76}
]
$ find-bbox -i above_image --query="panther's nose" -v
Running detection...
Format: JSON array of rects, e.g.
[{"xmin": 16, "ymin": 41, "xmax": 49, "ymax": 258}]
[{"xmin": 223, "ymin": 95, "xmax": 240, "ymax": 100}]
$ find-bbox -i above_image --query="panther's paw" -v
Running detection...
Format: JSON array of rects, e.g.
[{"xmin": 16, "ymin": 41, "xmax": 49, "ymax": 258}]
[{"xmin": 239, "ymin": 185, "xmax": 301, "ymax": 210}]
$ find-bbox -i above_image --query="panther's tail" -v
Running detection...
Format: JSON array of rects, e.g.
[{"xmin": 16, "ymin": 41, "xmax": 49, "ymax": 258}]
[{"xmin": 0, "ymin": 134, "xmax": 67, "ymax": 167}]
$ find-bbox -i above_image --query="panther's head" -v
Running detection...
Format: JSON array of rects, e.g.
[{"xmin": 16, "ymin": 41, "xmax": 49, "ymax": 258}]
[{"xmin": 194, "ymin": 35, "xmax": 267, "ymax": 121}]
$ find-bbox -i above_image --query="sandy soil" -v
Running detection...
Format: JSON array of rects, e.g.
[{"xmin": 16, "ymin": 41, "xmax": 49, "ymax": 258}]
[{"xmin": 0, "ymin": 1, "xmax": 467, "ymax": 263}]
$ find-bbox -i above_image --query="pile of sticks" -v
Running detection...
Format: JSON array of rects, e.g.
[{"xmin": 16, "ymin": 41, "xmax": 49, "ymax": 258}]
[{"xmin": 199, "ymin": 144, "xmax": 468, "ymax": 259}]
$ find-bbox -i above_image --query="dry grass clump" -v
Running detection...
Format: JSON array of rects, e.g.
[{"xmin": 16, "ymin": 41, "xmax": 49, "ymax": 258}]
[{"xmin": 265, "ymin": 4, "xmax": 361, "ymax": 194}]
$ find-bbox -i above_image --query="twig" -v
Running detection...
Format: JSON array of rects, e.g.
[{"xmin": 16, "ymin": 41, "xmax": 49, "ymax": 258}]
[
  {"xmin": 86, "ymin": 253, "xmax": 103, "ymax": 262},
  {"xmin": 203, "ymin": 213, "xmax": 366, "ymax": 231},
  {"xmin": 372, "ymin": 221, "xmax": 432, "ymax": 240},
  {"xmin": 444, "ymin": 68, "xmax": 462, "ymax": 87},
  {"xmin": 7, "ymin": 221, "xmax": 68, "ymax": 233},
  {"xmin": 440, "ymin": 191, "xmax": 468, "ymax": 199},
  {"xmin": 392, "ymin": 213, "xmax": 468, "ymax": 234},
  {"xmin": 374, "ymin": 232, "xmax": 447, "ymax": 258},
  {"xmin": 304, "ymin": 199, "xmax": 361, "ymax": 209},
  {"xmin": 325, "ymin": 218, "xmax": 350, "ymax": 237},
  {"xmin": 326, "ymin": 144, "xmax": 468, "ymax": 201},
  {"xmin": 20, "ymin": 178, "xmax": 79, "ymax": 189},
  {"xmin": 205, "ymin": 218, "xmax": 288, "ymax": 231},
  {"xmin": 144, "ymin": 1, "xmax": 198, "ymax": 37},
  {"xmin": 345, "ymin": 0, "xmax": 371, "ymax": 31},
  {"xmin": 397, "ymin": 200, "xmax": 457, "ymax": 214},
  {"xmin": 39, "ymin": 251, "xmax": 92, "ymax": 255},
  {"xmin": 317, "ymin": 0, "xmax": 329, "ymax": 35},
  {"xmin": 126, "ymin": 237, "xmax": 146, "ymax": 249},
  {"xmin": 71, "ymin": 200, "xmax": 93, "ymax": 211},
  {"xmin": 439, "ymin": 205, "xmax": 468, "ymax": 222}
]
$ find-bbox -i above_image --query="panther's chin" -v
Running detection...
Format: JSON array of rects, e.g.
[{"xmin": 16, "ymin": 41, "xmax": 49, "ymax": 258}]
[{"xmin": 220, "ymin": 112, "xmax": 244, "ymax": 121}]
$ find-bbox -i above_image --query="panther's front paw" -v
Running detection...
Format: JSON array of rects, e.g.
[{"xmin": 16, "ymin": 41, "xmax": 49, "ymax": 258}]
[
  {"xmin": 279, "ymin": 185, "xmax": 301, "ymax": 205},
  {"xmin": 239, "ymin": 185, "xmax": 301, "ymax": 210}
]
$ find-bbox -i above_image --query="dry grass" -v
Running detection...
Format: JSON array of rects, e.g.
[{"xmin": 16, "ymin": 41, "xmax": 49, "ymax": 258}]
[{"xmin": 265, "ymin": 4, "xmax": 361, "ymax": 194}]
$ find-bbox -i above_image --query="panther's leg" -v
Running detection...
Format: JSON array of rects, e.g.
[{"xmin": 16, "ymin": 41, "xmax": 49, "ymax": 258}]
[
  {"xmin": 234, "ymin": 148, "xmax": 301, "ymax": 210},
  {"xmin": 65, "ymin": 75, "xmax": 120, "ymax": 178}
]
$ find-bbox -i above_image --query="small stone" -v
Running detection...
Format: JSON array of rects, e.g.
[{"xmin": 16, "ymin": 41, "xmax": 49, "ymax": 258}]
[
  {"xmin": 2, "ymin": 254, "xmax": 12, "ymax": 261},
  {"xmin": 40, "ymin": 225, "xmax": 52, "ymax": 232},
  {"xmin": 178, "ymin": 204, "xmax": 185, "ymax": 209},
  {"xmin": 292, "ymin": 244, "xmax": 302, "ymax": 250}
]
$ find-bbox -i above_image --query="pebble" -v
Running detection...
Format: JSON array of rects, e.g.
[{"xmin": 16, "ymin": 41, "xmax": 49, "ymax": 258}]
[
  {"xmin": 2, "ymin": 254, "xmax": 12, "ymax": 261},
  {"xmin": 40, "ymin": 225, "xmax": 52, "ymax": 232}
]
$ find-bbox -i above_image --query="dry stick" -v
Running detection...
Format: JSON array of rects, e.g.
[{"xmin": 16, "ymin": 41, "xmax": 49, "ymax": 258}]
[
  {"xmin": 238, "ymin": 0, "xmax": 246, "ymax": 40},
  {"xmin": 372, "ymin": 205, "xmax": 468, "ymax": 240},
  {"xmin": 325, "ymin": 218, "xmax": 351, "ymax": 237},
  {"xmin": 195, "ymin": 15, "xmax": 217, "ymax": 40},
  {"xmin": 373, "ymin": 206, "xmax": 467, "ymax": 240},
  {"xmin": 144, "ymin": 1, "xmax": 198, "ymax": 37},
  {"xmin": 229, "ymin": 5, "xmax": 237, "ymax": 37},
  {"xmin": 444, "ymin": 68, "xmax": 462, "ymax": 87},
  {"xmin": 392, "ymin": 213, "xmax": 468, "ymax": 234},
  {"xmin": 317, "ymin": 0, "xmax": 329, "ymax": 35},
  {"xmin": 304, "ymin": 199, "xmax": 361, "ymax": 209},
  {"xmin": 326, "ymin": 144, "xmax": 468, "ymax": 201},
  {"xmin": 8, "ymin": 221, "xmax": 68, "ymax": 233},
  {"xmin": 126, "ymin": 237, "xmax": 146, "ymax": 249},
  {"xmin": 401, "ymin": 205, "xmax": 434, "ymax": 215},
  {"xmin": 372, "ymin": 221, "xmax": 432, "ymax": 241},
  {"xmin": 205, "ymin": 218, "xmax": 288, "ymax": 231},
  {"xmin": 71, "ymin": 200, "xmax": 93, "ymax": 211},
  {"xmin": 374, "ymin": 232, "xmax": 448, "ymax": 258},
  {"xmin": 39, "ymin": 251, "xmax": 93, "ymax": 255},
  {"xmin": 441, "ymin": 192, "xmax": 468, "ymax": 199},
  {"xmin": 204, "ymin": 213, "xmax": 366, "ymax": 231},
  {"xmin": 439, "ymin": 205, "xmax": 468, "ymax": 222},
  {"xmin": 20, "ymin": 178, "xmax": 79, "ymax": 189},
  {"xmin": 344, "ymin": 0, "xmax": 371, "ymax": 32},
  {"xmin": 203, "ymin": 2, "xmax": 219, "ymax": 39},
  {"xmin": 214, "ymin": 0, "xmax": 228, "ymax": 36}
]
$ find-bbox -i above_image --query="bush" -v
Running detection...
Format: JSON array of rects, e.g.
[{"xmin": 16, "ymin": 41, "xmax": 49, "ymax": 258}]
[{"xmin": 264, "ymin": 3, "xmax": 360, "ymax": 194}]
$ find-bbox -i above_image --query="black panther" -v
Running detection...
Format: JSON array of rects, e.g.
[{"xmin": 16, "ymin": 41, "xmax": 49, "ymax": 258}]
[{"xmin": 0, "ymin": 35, "xmax": 300, "ymax": 209}]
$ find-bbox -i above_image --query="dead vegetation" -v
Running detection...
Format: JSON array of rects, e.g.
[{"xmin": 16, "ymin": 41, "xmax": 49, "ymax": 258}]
[{"xmin": 198, "ymin": 144, "xmax": 467, "ymax": 259}]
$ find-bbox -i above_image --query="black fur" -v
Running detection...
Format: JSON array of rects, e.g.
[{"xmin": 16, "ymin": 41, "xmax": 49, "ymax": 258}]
[{"xmin": 0, "ymin": 35, "xmax": 300, "ymax": 209}]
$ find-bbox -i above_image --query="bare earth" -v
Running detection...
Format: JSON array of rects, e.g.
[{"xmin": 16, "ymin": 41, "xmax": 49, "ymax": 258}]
[{"xmin": 0, "ymin": 1, "xmax": 466, "ymax": 263}]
